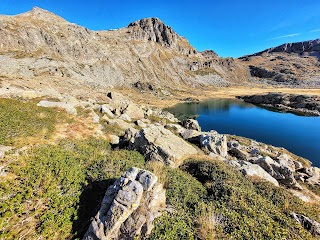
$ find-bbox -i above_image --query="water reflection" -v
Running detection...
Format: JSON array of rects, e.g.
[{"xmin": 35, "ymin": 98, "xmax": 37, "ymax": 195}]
[{"xmin": 167, "ymin": 98, "xmax": 320, "ymax": 167}]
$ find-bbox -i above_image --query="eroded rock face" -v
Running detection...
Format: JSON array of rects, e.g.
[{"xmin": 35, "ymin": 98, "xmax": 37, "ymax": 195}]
[
  {"xmin": 291, "ymin": 213, "xmax": 320, "ymax": 237},
  {"xmin": 129, "ymin": 125, "xmax": 198, "ymax": 166},
  {"xmin": 84, "ymin": 167, "xmax": 166, "ymax": 240}
]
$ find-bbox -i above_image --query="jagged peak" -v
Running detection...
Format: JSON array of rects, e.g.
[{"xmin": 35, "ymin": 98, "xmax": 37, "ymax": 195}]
[{"xmin": 127, "ymin": 17, "xmax": 180, "ymax": 48}]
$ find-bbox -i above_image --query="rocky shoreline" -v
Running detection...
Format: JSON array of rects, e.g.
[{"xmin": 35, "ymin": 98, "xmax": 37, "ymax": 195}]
[{"xmin": 238, "ymin": 92, "xmax": 320, "ymax": 116}]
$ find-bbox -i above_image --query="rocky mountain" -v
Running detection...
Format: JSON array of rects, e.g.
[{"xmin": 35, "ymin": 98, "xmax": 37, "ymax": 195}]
[
  {"xmin": 240, "ymin": 39, "xmax": 320, "ymax": 87},
  {"xmin": 0, "ymin": 7, "xmax": 248, "ymax": 97}
]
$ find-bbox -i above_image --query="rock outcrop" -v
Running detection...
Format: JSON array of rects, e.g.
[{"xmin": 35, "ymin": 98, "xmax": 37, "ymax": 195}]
[
  {"xmin": 129, "ymin": 125, "xmax": 198, "ymax": 166},
  {"xmin": 182, "ymin": 118, "xmax": 201, "ymax": 131},
  {"xmin": 199, "ymin": 131, "xmax": 228, "ymax": 157},
  {"xmin": 239, "ymin": 92, "xmax": 320, "ymax": 116},
  {"xmin": 254, "ymin": 156, "xmax": 302, "ymax": 189},
  {"xmin": 84, "ymin": 167, "xmax": 166, "ymax": 240}
]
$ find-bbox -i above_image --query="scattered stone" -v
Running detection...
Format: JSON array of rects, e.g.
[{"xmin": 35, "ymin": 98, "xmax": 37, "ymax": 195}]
[
  {"xmin": 84, "ymin": 167, "xmax": 166, "ymax": 240},
  {"xmin": 129, "ymin": 125, "xmax": 198, "ymax": 166}
]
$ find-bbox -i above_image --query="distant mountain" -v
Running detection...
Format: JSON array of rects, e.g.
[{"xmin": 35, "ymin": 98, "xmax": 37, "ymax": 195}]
[
  {"xmin": 0, "ymin": 7, "xmax": 248, "ymax": 95},
  {"xmin": 240, "ymin": 39, "xmax": 320, "ymax": 86}
]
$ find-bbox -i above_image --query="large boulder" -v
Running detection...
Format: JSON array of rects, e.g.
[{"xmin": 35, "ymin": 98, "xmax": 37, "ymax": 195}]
[
  {"xmin": 84, "ymin": 167, "xmax": 166, "ymax": 240},
  {"xmin": 129, "ymin": 125, "xmax": 198, "ymax": 166},
  {"xmin": 122, "ymin": 104, "xmax": 145, "ymax": 120},
  {"xmin": 237, "ymin": 161, "xmax": 279, "ymax": 187},
  {"xmin": 291, "ymin": 213, "xmax": 320, "ymax": 237},
  {"xmin": 255, "ymin": 156, "xmax": 302, "ymax": 189},
  {"xmin": 182, "ymin": 119, "xmax": 201, "ymax": 131},
  {"xmin": 199, "ymin": 131, "xmax": 228, "ymax": 157}
]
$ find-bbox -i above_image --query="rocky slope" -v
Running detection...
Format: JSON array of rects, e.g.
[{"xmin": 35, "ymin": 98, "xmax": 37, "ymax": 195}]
[
  {"xmin": 240, "ymin": 39, "xmax": 320, "ymax": 87},
  {"xmin": 0, "ymin": 7, "xmax": 248, "ymax": 96}
]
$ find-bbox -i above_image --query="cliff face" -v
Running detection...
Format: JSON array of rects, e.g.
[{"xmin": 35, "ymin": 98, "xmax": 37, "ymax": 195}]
[
  {"xmin": 240, "ymin": 39, "xmax": 320, "ymax": 86},
  {"xmin": 0, "ymin": 7, "xmax": 248, "ymax": 95}
]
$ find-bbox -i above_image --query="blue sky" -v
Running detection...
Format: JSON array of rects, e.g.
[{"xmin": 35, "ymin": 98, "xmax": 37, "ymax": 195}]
[{"xmin": 0, "ymin": 0, "xmax": 319, "ymax": 57}]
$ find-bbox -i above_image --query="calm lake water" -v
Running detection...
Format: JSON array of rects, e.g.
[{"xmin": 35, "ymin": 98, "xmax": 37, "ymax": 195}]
[{"xmin": 167, "ymin": 98, "xmax": 320, "ymax": 167}]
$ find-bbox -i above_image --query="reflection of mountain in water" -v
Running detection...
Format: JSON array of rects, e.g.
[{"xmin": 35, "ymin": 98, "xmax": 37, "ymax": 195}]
[{"xmin": 167, "ymin": 99, "xmax": 254, "ymax": 116}]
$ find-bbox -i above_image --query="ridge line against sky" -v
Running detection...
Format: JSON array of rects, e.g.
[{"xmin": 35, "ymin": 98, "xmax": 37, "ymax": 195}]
[{"xmin": 0, "ymin": 0, "xmax": 319, "ymax": 57}]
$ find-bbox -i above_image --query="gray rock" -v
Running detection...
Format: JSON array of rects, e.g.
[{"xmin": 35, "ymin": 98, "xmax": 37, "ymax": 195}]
[
  {"xmin": 291, "ymin": 213, "xmax": 320, "ymax": 237},
  {"xmin": 129, "ymin": 125, "xmax": 198, "ymax": 166},
  {"xmin": 136, "ymin": 120, "xmax": 147, "ymax": 128},
  {"xmin": 227, "ymin": 141, "xmax": 240, "ymax": 149},
  {"xmin": 119, "ymin": 114, "xmax": 132, "ymax": 122},
  {"xmin": 180, "ymin": 129, "xmax": 201, "ymax": 142},
  {"xmin": 123, "ymin": 128, "xmax": 139, "ymax": 142},
  {"xmin": 84, "ymin": 167, "xmax": 165, "ymax": 240},
  {"xmin": 100, "ymin": 104, "xmax": 114, "ymax": 118},
  {"xmin": 228, "ymin": 148, "xmax": 248, "ymax": 161},
  {"xmin": 108, "ymin": 119, "xmax": 135, "ymax": 130},
  {"xmin": 109, "ymin": 135, "xmax": 120, "ymax": 145},
  {"xmin": 182, "ymin": 119, "xmax": 201, "ymax": 131},
  {"xmin": 256, "ymin": 156, "xmax": 302, "ymax": 189},
  {"xmin": 199, "ymin": 131, "xmax": 228, "ymax": 157},
  {"xmin": 123, "ymin": 104, "xmax": 145, "ymax": 120},
  {"xmin": 237, "ymin": 161, "xmax": 279, "ymax": 187}
]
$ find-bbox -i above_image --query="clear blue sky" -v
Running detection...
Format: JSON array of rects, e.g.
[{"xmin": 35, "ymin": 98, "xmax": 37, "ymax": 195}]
[{"xmin": 1, "ymin": 0, "xmax": 319, "ymax": 57}]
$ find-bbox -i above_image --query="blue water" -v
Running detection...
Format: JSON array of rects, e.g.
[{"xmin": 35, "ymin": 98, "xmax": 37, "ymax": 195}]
[{"xmin": 167, "ymin": 98, "xmax": 320, "ymax": 167}]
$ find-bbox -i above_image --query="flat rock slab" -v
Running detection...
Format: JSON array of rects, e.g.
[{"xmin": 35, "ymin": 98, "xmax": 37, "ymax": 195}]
[{"xmin": 129, "ymin": 125, "xmax": 198, "ymax": 167}]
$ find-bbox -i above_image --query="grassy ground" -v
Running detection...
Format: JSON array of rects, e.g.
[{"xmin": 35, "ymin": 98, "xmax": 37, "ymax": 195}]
[{"xmin": 0, "ymin": 98, "xmax": 65, "ymax": 146}]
